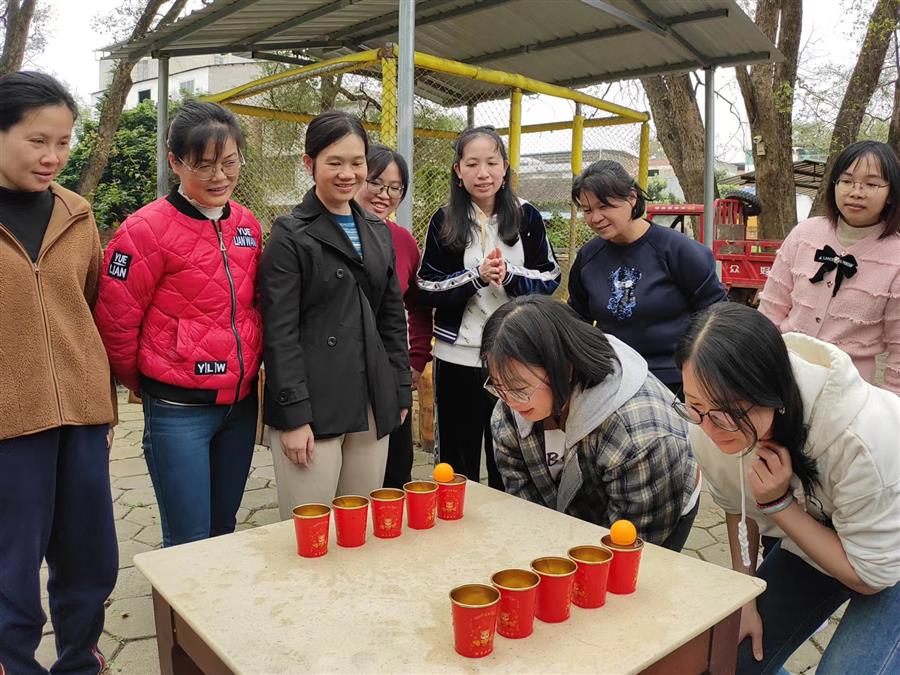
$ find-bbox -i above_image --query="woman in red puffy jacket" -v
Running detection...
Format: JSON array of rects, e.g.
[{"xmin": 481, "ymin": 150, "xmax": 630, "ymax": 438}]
[{"xmin": 94, "ymin": 101, "xmax": 263, "ymax": 547}]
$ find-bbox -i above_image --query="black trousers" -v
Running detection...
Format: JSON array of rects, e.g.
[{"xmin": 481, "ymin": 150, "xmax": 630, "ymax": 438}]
[
  {"xmin": 434, "ymin": 358, "xmax": 503, "ymax": 489},
  {"xmin": 383, "ymin": 413, "xmax": 413, "ymax": 489}
]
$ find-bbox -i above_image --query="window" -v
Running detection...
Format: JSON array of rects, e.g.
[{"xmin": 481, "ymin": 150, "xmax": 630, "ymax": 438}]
[
  {"xmin": 138, "ymin": 89, "xmax": 151, "ymax": 102},
  {"xmin": 179, "ymin": 80, "xmax": 195, "ymax": 96}
]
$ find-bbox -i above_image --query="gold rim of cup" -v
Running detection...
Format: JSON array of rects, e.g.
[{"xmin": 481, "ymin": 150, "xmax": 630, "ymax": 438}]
[
  {"xmin": 369, "ymin": 488, "xmax": 405, "ymax": 502},
  {"xmin": 403, "ymin": 480, "xmax": 439, "ymax": 494},
  {"xmin": 449, "ymin": 583, "xmax": 500, "ymax": 608},
  {"xmin": 491, "ymin": 568, "xmax": 541, "ymax": 591},
  {"xmin": 440, "ymin": 473, "xmax": 467, "ymax": 485},
  {"xmin": 331, "ymin": 495, "xmax": 369, "ymax": 510},
  {"xmin": 292, "ymin": 503, "xmax": 331, "ymax": 518},
  {"xmin": 600, "ymin": 534, "xmax": 645, "ymax": 552},
  {"xmin": 567, "ymin": 545, "xmax": 614, "ymax": 565},
  {"xmin": 530, "ymin": 556, "xmax": 577, "ymax": 577}
]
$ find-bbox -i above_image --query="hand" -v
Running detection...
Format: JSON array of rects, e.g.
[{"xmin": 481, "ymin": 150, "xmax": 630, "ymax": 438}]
[
  {"xmin": 399, "ymin": 408, "xmax": 409, "ymax": 425},
  {"xmin": 478, "ymin": 247, "xmax": 504, "ymax": 286},
  {"xmin": 739, "ymin": 600, "xmax": 764, "ymax": 661},
  {"xmin": 411, "ymin": 368, "xmax": 422, "ymax": 391},
  {"xmin": 747, "ymin": 442, "xmax": 793, "ymax": 503},
  {"xmin": 106, "ymin": 426, "xmax": 116, "ymax": 450},
  {"xmin": 281, "ymin": 425, "xmax": 315, "ymax": 467}
]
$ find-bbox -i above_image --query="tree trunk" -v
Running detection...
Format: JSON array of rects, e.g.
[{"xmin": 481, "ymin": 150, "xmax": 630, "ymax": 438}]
[
  {"xmin": 320, "ymin": 73, "xmax": 344, "ymax": 111},
  {"xmin": 76, "ymin": 0, "xmax": 188, "ymax": 197},
  {"xmin": 736, "ymin": 0, "xmax": 802, "ymax": 241},
  {"xmin": 640, "ymin": 73, "xmax": 708, "ymax": 205},
  {"xmin": 810, "ymin": 0, "xmax": 899, "ymax": 215},
  {"xmin": 889, "ymin": 71, "xmax": 900, "ymax": 155},
  {"xmin": 0, "ymin": 0, "xmax": 37, "ymax": 75}
]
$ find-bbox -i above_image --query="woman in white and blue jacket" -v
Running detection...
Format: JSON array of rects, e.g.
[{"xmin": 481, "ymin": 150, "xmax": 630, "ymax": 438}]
[{"xmin": 417, "ymin": 126, "xmax": 560, "ymax": 489}]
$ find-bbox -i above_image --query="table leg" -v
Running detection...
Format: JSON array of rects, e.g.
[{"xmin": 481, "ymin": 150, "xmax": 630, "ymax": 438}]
[
  {"xmin": 639, "ymin": 608, "xmax": 742, "ymax": 675},
  {"xmin": 708, "ymin": 609, "xmax": 742, "ymax": 674},
  {"xmin": 152, "ymin": 589, "xmax": 203, "ymax": 674}
]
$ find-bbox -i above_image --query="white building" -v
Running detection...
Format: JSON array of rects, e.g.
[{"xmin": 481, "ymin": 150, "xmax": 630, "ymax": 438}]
[{"xmin": 91, "ymin": 54, "xmax": 261, "ymax": 110}]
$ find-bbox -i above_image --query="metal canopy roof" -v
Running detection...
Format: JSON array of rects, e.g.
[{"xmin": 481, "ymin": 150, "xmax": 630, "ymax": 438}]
[
  {"xmin": 724, "ymin": 159, "xmax": 826, "ymax": 198},
  {"xmin": 105, "ymin": 0, "xmax": 782, "ymax": 91}
]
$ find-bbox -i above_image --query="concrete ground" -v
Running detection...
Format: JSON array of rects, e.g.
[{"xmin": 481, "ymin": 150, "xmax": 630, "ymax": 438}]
[{"xmin": 34, "ymin": 390, "xmax": 837, "ymax": 674}]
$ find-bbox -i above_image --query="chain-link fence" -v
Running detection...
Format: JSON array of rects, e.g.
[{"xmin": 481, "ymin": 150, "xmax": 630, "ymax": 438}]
[{"xmin": 206, "ymin": 47, "xmax": 649, "ymax": 285}]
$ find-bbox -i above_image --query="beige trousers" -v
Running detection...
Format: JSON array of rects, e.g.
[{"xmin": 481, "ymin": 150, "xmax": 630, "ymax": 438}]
[{"xmin": 268, "ymin": 407, "xmax": 389, "ymax": 520}]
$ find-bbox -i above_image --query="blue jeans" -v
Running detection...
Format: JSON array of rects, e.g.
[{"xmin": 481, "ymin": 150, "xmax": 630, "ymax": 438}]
[
  {"xmin": 0, "ymin": 425, "xmax": 117, "ymax": 675},
  {"xmin": 737, "ymin": 541, "xmax": 900, "ymax": 675},
  {"xmin": 141, "ymin": 389, "xmax": 257, "ymax": 547}
]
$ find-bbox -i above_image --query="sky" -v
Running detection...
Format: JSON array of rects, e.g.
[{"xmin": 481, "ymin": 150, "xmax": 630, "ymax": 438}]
[{"xmin": 24, "ymin": 0, "xmax": 861, "ymax": 163}]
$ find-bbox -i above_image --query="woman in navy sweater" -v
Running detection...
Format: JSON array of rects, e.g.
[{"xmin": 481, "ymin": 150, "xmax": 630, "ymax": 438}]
[
  {"xmin": 417, "ymin": 126, "xmax": 560, "ymax": 488},
  {"xmin": 568, "ymin": 160, "xmax": 725, "ymax": 394}
]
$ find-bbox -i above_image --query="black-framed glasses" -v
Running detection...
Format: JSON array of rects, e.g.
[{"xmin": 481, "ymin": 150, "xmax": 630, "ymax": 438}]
[
  {"xmin": 177, "ymin": 152, "xmax": 245, "ymax": 181},
  {"xmin": 483, "ymin": 377, "xmax": 543, "ymax": 404},
  {"xmin": 365, "ymin": 179, "xmax": 404, "ymax": 199},
  {"xmin": 834, "ymin": 178, "xmax": 889, "ymax": 196},
  {"xmin": 671, "ymin": 399, "xmax": 744, "ymax": 432}
]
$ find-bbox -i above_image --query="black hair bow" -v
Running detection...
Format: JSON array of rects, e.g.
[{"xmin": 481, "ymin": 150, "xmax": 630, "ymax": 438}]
[{"xmin": 809, "ymin": 245, "xmax": 857, "ymax": 297}]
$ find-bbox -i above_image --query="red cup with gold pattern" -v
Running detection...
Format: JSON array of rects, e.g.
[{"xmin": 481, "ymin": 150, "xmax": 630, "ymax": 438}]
[
  {"xmin": 369, "ymin": 488, "xmax": 405, "ymax": 538},
  {"xmin": 568, "ymin": 545, "xmax": 614, "ymax": 608},
  {"xmin": 292, "ymin": 503, "xmax": 330, "ymax": 558},
  {"xmin": 601, "ymin": 534, "xmax": 644, "ymax": 594},
  {"xmin": 437, "ymin": 474, "xmax": 467, "ymax": 520},
  {"xmin": 530, "ymin": 557, "xmax": 576, "ymax": 623},
  {"xmin": 403, "ymin": 480, "xmax": 438, "ymax": 529},
  {"xmin": 449, "ymin": 584, "xmax": 500, "ymax": 658},
  {"xmin": 491, "ymin": 568, "xmax": 541, "ymax": 639},
  {"xmin": 331, "ymin": 495, "xmax": 369, "ymax": 548}
]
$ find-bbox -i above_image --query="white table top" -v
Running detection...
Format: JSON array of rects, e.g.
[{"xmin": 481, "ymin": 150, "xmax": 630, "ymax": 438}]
[{"xmin": 135, "ymin": 482, "xmax": 764, "ymax": 674}]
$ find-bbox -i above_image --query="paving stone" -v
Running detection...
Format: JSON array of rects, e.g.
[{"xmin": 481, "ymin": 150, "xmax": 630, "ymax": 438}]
[
  {"xmin": 239, "ymin": 487, "xmax": 278, "ymax": 511},
  {"xmin": 784, "ymin": 638, "xmax": 822, "ymax": 675},
  {"xmin": 99, "ymin": 632, "xmax": 125, "ymax": 665},
  {"xmin": 117, "ymin": 540, "xmax": 155, "ymax": 569},
  {"xmin": 120, "ymin": 487, "xmax": 158, "ymax": 508},
  {"xmin": 250, "ymin": 464, "xmax": 275, "ymax": 481},
  {"xmin": 110, "ymin": 487, "xmax": 124, "ymax": 503},
  {"xmin": 109, "ymin": 458, "xmax": 150, "ymax": 478},
  {"xmin": 109, "ymin": 566, "xmax": 152, "ymax": 601},
  {"xmin": 113, "ymin": 474, "xmax": 153, "ymax": 491},
  {"xmin": 107, "ymin": 637, "xmax": 161, "ymax": 675},
  {"xmin": 811, "ymin": 617, "xmax": 838, "ymax": 651},
  {"xmin": 124, "ymin": 505, "xmax": 160, "ymax": 528},
  {"xmin": 41, "ymin": 595, "xmax": 51, "ymax": 631},
  {"xmin": 105, "ymin": 597, "xmax": 157, "ymax": 640},
  {"xmin": 36, "ymin": 631, "xmax": 56, "ymax": 669},
  {"xmin": 116, "ymin": 410, "xmax": 145, "ymax": 423},
  {"xmin": 236, "ymin": 506, "xmax": 251, "ymax": 524},
  {"xmin": 250, "ymin": 449, "xmax": 273, "ymax": 468},
  {"xmin": 696, "ymin": 542, "xmax": 733, "ymax": 569},
  {"xmin": 248, "ymin": 507, "xmax": 282, "ymax": 527},
  {"xmin": 109, "ymin": 443, "xmax": 143, "ymax": 461},
  {"xmin": 684, "ymin": 526, "xmax": 716, "ymax": 551},
  {"xmin": 832, "ymin": 600, "xmax": 848, "ymax": 620},
  {"xmin": 244, "ymin": 476, "xmax": 269, "ymax": 491},
  {"xmin": 113, "ymin": 501, "xmax": 133, "ymax": 520},
  {"xmin": 133, "ymin": 524, "xmax": 163, "ymax": 548},
  {"xmin": 115, "ymin": 519, "xmax": 142, "ymax": 542},
  {"xmin": 709, "ymin": 522, "xmax": 729, "ymax": 543},
  {"xmin": 692, "ymin": 503, "xmax": 727, "ymax": 529}
]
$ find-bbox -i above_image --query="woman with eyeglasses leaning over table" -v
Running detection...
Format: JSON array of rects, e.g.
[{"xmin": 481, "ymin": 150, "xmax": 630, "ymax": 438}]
[
  {"xmin": 676, "ymin": 302, "xmax": 899, "ymax": 675},
  {"xmin": 94, "ymin": 101, "xmax": 264, "ymax": 548},
  {"xmin": 759, "ymin": 140, "xmax": 900, "ymax": 395}
]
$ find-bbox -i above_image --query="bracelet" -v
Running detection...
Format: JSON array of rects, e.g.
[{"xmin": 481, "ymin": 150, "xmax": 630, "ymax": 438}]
[{"xmin": 757, "ymin": 491, "xmax": 794, "ymax": 515}]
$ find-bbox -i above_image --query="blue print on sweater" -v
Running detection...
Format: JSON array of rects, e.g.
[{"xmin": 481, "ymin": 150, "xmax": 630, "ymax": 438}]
[{"xmin": 607, "ymin": 266, "xmax": 642, "ymax": 320}]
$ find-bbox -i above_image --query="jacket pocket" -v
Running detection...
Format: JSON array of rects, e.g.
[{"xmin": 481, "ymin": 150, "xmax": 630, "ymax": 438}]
[{"xmin": 176, "ymin": 319, "xmax": 235, "ymax": 362}]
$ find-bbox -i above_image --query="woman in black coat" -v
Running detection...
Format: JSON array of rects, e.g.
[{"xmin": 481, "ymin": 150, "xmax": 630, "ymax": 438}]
[{"xmin": 259, "ymin": 111, "xmax": 411, "ymax": 518}]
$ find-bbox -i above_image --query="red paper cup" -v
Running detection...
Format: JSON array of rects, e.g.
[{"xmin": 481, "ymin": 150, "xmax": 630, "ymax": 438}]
[
  {"xmin": 369, "ymin": 488, "xmax": 405, "ymax": 538},
  {"xmin": 437, "ymin": 474, "xmax": 467, "ymax": 520},
  {"xmin": 403, "ymin": 480, "xmax": 438, "ymax": 529},
  {"xmin": 331, "ymin": 495, "xmax": 368, "ymax": 548},
  {"xmin": 491, "ymin": 568, "xmax": 540, "ymax": 639},
  {"xmin": 530, "ymin": 557, "xmax": 576, "ymax": 623},
  {"xmin": 449, "ymin": 584, "xmax": 500, "ymax": 658},
  {"xmin": 568, "ymin": 545, "xmax": 614, "ymax": 608},
  {"xmin": 292, "ymin": 503, "xmax": 330, "ymax": 558},
  {"xmin": 601, "ymin": 534, "xmax": 644, "ymax": 595}
]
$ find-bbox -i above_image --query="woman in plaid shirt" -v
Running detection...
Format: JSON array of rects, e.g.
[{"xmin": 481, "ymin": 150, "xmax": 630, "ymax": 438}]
[{"xmin": 482, "ymin": 295, "xmax": 700, "ymax": 549}]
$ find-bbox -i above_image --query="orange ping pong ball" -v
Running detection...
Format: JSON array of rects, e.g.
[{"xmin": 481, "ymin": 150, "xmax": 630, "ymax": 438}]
[
  {"xmin": 433, "ymin": 463, "xmax": 455, "ymax": 483},
  {"xmin": 610, "ymin": 519, "xmax": 637, "ymax": 546}
]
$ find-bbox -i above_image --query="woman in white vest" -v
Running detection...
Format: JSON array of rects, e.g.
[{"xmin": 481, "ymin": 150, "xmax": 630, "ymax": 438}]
[{"xmin": 674, "ymin": 302, "xmax": 899, "ymax": 675}]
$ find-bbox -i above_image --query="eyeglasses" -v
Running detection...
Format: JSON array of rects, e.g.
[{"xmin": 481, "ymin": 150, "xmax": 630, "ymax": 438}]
[
  {"xmin": 671, "ymin": 399, "xmax": 744, "ymax": 432},
  {"xmin": 365, "ymin": 180, "xmax": 404, "ymax": 199},
  {"xmin": 834, "ymin": 178, "xmax": 889, "ymax": 196},
  {"xmin": 177, "ymin": 153, "xmax": 245, "ymax": 181},
  {"xmin": 483, "ymin": 377, "xmax": 544, "ymax": 404}
]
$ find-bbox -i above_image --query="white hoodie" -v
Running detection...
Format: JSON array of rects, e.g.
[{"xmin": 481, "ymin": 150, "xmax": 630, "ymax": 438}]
[{"xmin": 690, "ymin": 333, "xmax": 900, "ymax": 590}]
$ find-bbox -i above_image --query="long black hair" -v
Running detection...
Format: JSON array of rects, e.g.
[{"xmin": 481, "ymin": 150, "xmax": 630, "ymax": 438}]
[
  {"xmin": 571, "ymin": 160, "xmax": 649, "ymax": 220},
  {"xmin": 480, "ymin": 295, "xmax": 619, "ymax": 414},
  {"xmin": 0, "ymin": 71, "xmax": 77, "ymax": 131},
  {"xmin": 366, "ymin": 143, "xmax": 409, "ymax": 201},
  {"xmin": 442, "ymin": 126, "xmax": 521, "ymax": 252},
  {"xmin": 167, "ymin": 100, "xmax": 244, "ymax": 163},
  {"xmin": 305, "ymin": 109, "xmax": 368, "ymax": 161},
  {"xmin": 825, "ymin": 140, "xmax": 900, "ymax": 238},
  {"xmin": 675, "ymin": 303, "xmax": 819, "ymax": 496}
]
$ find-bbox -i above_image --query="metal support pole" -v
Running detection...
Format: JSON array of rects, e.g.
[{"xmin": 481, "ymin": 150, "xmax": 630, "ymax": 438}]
[
  {"xmin": 156, "ymin": 57, "xmax": 170, "ymax": 198},
  {"xmin": 508, "ymin": 88, "xmax": 522, "ymax": 191},
  {"xmin": 638, "ymin": 121, "xmax": 650, "ymax": 194},
  {"xmin": 467, "ymin": 103, "xmax": 475, "ymax": 128},
  {"xmin": 703, "ymin": 66, "xmax": 715, "ymax": 250},
  {"xmin": 567, "ymin": 103, "xmax": 584, "ymax": 294},
  {"xmin": 396, "ymin": 0, "xmax": 415, "ymax": 232},
  {"xmin": 380, "ymin": 46, "xmax": 397, "ymax": 148}
]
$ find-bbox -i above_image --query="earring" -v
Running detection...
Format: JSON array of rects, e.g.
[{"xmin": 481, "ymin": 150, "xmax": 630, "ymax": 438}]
[
  {"xmin": 777, "ymin": 407, "xmax": 785, "ymax": 415},
  {"xmin": 458, "ymin": 179, "xmax": 463, "ymax": 187},
  {"xmin": 501, "ymin": 180, "xmax": 506, "ymax": 189}
]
